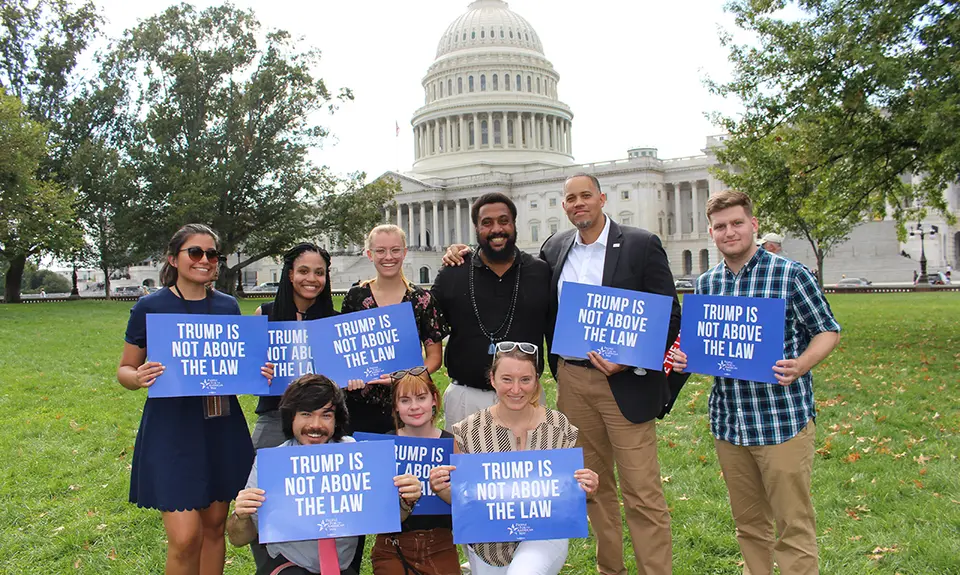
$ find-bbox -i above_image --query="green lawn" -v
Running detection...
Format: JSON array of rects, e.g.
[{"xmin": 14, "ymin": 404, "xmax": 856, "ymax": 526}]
[{"xmin": 0, "ymin": 293, "xmax": 958, "ymax": 574}]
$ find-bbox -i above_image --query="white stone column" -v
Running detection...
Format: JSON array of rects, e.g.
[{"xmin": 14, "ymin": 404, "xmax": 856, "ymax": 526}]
[
  {"xmin": 459, "ymin": 115, "xmax": 467, "ymax": 152},
  {"xmin": 673, "ymin": 184, "xmax": 682, "ymax": 237},
  {"xmin": 551, "ymin": 116, "xmax": 558, "ymax": 150},
  {"xmin": 566, "ymin": 121, "xmax": 572, "ymax": 155},
  {"xmin": 455, "ymin": 200, "xmax": 463, "ymax": 244},
  {"xmin": 419, "ymin": 202, "xmax": 427, "ymax": 247},
  {"xmin": 692, "ymin": 181, "xmax": 701, "ymax": 234},
  {"xmin": 487, "ymin": 113, "xmax": 494, "ymax": 149},
  {"xmin": 395, "ymin": 203, "xmax": 402, "ymax": 228},
  {"xmin": 443, "ymin": 201, "xmax": 450, "ymax": 247},
  {"xmin": 432, "ymin": 121, "xmax": 439, "ymax": 155},
  {"xmin": 472, "ymin": 113, "xmax": 479, "ymax": 150},
  {"xmin": 413, "ymin": 126, "xmax": 419, "ymax": 159},
  {"xmin": 511, "ymin": 113, "xmax": 520, "ymax": 149},
  {"xmin": 432, "ymin": 200, "xmax": 440, "ymax": 251},
  {"xmin": 532, "ymin": 114, "xmax": 539, "ymax": 149}
]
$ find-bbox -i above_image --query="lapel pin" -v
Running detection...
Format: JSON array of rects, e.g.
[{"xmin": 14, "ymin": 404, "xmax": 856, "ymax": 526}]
[{"xmin": 613, "ymin": 243, "xmax": 621, "ymax": 248}]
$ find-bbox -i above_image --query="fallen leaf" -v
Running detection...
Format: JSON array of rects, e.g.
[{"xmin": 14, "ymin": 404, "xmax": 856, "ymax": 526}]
[
  {"xmin": 52, "ymin": 526, "xmax": 65, "ymax": 533},
  {"xmin": 74, "ymin": 558, "xmax": 81, "ymax": 569},
  {"xmin": 843, "ymin": 452, "xmax": 861, "ymax": 463},
  {"xmin": 107, "ymin": 549, "xmax": 117, "ymax": 561}
]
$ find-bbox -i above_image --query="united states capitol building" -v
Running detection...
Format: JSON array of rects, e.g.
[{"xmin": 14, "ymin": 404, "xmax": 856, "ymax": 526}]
[
  {"xmin": 326, "ymin": 0, "xmax": 959, "ymax": 289},
  {"xmin": 108, "ymin": 0, "xmax": 957, "ymax": 293}
]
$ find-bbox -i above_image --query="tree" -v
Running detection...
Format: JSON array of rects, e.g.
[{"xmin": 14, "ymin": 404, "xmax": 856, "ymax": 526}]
[
  {"xmin": 0, "ymin": 88, "xmax": 79, "ymax": 302},
  {"xmin": 103, "ymin": 3, "xmax": 354, "ymax": 295},
  {"xmin": 60, "ymin": 83, "xmax": 140, "ymax": 299},
  {"xmin": 0, "ymin": 0, "xmax": 100, "ymax": 301},
  {"xmin": 315, "ymin": 173, "xmax": 400, "ymax": 249},
  {"xmin": 710, "ymin": 0, "xmax": 958, "ymax": 282}
]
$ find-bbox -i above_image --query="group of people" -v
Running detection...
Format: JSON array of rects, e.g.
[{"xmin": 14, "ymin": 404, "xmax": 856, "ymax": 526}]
[{"xmin": 117, "ymin": 175, "xmax": 841, "ymax": 575}]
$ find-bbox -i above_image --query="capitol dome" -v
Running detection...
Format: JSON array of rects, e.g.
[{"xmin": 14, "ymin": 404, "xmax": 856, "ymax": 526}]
[
  {"xmin": 410, "ymin": 0, "xmax": 575, "ymax": 177},
  {"xmin": 435, "ymin": 0, "xmax": 544, "ymax": 57}
]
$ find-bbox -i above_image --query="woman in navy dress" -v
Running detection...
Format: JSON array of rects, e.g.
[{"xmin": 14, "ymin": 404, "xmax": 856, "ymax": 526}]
[{"xmin": 117, "ymin": 223, "xmax": 273, "ymax": 575}]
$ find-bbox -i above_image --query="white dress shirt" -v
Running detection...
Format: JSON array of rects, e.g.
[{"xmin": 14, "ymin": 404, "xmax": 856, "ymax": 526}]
[{"xmin": 558, "ymin": 214, "xmax": 610, "ymax": 299}]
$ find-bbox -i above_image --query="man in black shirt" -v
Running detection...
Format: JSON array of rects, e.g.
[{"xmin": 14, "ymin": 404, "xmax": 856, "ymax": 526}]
[{"xmin": 431, "ymin": 193, "xmax": 550, "ymax": 430}]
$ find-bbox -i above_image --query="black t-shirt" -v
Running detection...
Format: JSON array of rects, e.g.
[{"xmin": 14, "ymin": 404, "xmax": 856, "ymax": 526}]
[
  {"xmin": 431, "ymin": 250, "xmax": 550, "ymax": 389},
  {"xmin": 255, "ymin": 299, "xmax": 338, "ymax": 414},
  {"xmin": 388, "ymin": 429, "xmax": 454, "ymax": 532}
]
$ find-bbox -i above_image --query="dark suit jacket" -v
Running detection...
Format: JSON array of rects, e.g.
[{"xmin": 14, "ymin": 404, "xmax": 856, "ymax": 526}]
[{"xmin": 540, "ymin": 218, "xmax": 686, "ymax": 423}]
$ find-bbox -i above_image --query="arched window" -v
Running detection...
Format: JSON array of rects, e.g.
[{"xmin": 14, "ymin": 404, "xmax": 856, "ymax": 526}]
[
  {"xmin": 500, "ymin": 28, "xmax": 504, "ymax": 38},
  {"xmin": 448, "ymin": 79, "xmax": 452, "ymax": 96},
  {"xmin": 481, "ymin": 120, "xmax": 489, "ymax": 145},
  {"xmin": 699, "ymin": 249, "xmax": 710, "ymax": 273},
  {"xmin": 469, "ymin": 121, "xmax": 475, "ymax": 146},
  {"xmin": 492, "ymin": 74, "xmax": 498, "ymax": 90},
  {"xmin": 480, "ymin": 29, "xmax": 485, "ymax": 38},
  {"xmin": 494, "ymin": 119, "xmax": 501, "ymax": 144},
  {"xmin": 439, "ymin": 82, "xmax": 443, "ymax": 98},
  {"xmin": 458, "ymin": 77, "xmax": 463, "ymax": 94},
  {"xmin": 507, "ymin": 118, "xmax": 514, "ymax": 144},
  {"xmin": 682, "ymin": 250, "xmax": 693, "ymax": 276},
  {"xmin": 548, "ymin": 218, "xmax": 559, "ymax": 235},
  {"xmin": 530, "ymin": 220, "xmax": 541, "ymax": 243},
  {"xmin": 419, "ymin": 266, "xmax": 430, "ymax": 284},
  {"xmin": 509, "ymin": 30, "xmax": 514, "ymax": 38},
  {"xmin": 471, "ymin": 30, "xmax": 475, "ymax": 39},
  {"xmin": 431, "ymin": 84, "xmax": 436, "ymax": 101},
  {"xmin": 480, "ymin": 74, "xmax": 486, "ymax": 91},
  {"xmin": 504, "ymin": 73, "xmax": 510, "ymax": 90},
  {"xmin": 469, "ymin": 76, "xmax": 474, "ymax": 92},
  {"xmin": 527, "ymin": 76, "xmax": 532, "ymax": 92},
  {"xmin": 516, "ymin": 74, "xmax": 521, "ymax": 91},
  {"xmin": 536, "ymin": 77, "xmax": 541, "ymax": 93}
]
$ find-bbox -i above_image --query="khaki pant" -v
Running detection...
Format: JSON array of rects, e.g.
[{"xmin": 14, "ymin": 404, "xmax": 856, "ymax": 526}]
[
  {"xmin": 714, "ymin": 420, "xmax": 818, "ymax": 575},
  {"xmin": 556, "ymin": 360, "xmax": 672, "ymax": 575}
]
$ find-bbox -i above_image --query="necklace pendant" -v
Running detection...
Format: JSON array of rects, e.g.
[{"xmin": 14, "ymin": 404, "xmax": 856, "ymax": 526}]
[{"xmin": 488, "ymin": 341, "xmax": 496, "ymax": 355}]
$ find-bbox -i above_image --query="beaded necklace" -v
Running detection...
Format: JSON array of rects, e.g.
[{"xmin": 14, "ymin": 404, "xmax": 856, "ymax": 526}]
[{"xmin": 468, "ymin": 248, "xmax": 522, "ymax": 354}]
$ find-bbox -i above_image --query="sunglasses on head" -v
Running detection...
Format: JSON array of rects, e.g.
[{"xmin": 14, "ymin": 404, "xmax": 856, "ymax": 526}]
[
  {"xmin": 494, "ymin": 341, "xmax": 538, "ymax": 357},
  {"xmin": 389, "ymin": 366, "xmax": 429, "ymax": 381},
  {"xmin": 180, "ymin": 247, "xmax": 222, "ymax": 263}
]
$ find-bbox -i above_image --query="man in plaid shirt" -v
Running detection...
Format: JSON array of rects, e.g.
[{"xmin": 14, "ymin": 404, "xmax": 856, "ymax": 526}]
[{"xmin": 673, "ymin": 190, "xmax": 840, "ymax": 575}]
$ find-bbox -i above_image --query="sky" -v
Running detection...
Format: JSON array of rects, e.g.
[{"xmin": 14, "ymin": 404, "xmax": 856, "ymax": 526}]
[{"xmin": 91, "ymin": 0, "xmax": 744, "ymax": 180}]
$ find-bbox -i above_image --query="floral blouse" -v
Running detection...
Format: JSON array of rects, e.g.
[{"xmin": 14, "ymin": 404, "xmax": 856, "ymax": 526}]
[{"xmin": 340, "ymin": 282, "xmax": 451, "ymax": 434}]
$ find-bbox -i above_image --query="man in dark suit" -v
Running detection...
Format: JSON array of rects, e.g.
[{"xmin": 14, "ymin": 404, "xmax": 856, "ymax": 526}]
[{"xmin": 540, "ymin": 173, "xmax": 681, "ymax": 575}]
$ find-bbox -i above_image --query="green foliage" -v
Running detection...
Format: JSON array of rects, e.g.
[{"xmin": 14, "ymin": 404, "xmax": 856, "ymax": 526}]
[
  {"xmin": 0, "ymin": 88, "xmax": 80, "ymax": 301},
  {"xmin": 710, "ymin": 0, "xmax": 959, "ymax": 279},
  {"xmin": 0, "ymin": 0, "xmax": 100, "ymax": 302},
  {"xmin": 101, "ymin": 3, "xmax": 354, "ymax": 293},
  {"xmin": 315, "ymin": 173, "xmax": 400, "ymax": 248}
]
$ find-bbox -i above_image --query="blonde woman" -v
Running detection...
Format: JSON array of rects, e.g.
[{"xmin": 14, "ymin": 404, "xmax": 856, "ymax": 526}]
[{"xmin": 342, "ymin": 224, "xmax": 450, "ymax": 434}]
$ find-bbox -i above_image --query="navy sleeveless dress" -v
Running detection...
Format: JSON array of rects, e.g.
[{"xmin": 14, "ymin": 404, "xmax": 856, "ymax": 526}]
[{"xmin": 125, "ymin": 288, "xmax": 255, "ymax": 511}]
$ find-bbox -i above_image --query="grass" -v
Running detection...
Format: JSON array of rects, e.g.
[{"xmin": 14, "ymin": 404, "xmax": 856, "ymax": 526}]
[{"xmin": 0, "ymin": 293, "xmax": 958, "ymax": 574}]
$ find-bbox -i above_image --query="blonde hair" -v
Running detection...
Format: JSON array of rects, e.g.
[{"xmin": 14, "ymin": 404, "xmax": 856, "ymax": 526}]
[{"xmin": 363, "ymin": 224, "xmax": 411, "ymax": 288}]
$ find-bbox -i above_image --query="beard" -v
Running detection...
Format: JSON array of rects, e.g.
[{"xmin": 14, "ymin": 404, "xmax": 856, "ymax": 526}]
[
  {"xmin": 574, "ymin": 219, "xmax": 593, "ymax": 230},
  {"xmin": 477, "ymin": 230, "xmax": 517, "ymax": 263}
]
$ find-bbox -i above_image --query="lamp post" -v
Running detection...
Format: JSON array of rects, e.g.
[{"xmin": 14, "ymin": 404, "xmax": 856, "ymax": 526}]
[
  {"xmin": 236, "ymin": 249, "xmax": 244, "ymax": 296},
  {"xmin": 909, "ymin": 221, "xmax": 938, "ymax": 285}
]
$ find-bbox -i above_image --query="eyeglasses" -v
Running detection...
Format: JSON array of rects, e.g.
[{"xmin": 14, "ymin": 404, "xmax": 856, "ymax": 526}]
[
  {"xmin": 494, "ymin": 341, "xmax": 538, "ymax": 357},
  {"xmin": 179, "ymin": 247, "xmax": 222, "ymax": 263},
  {"xmin": 373, "ymin": 247, "xmax": 405, "ymax": 258},
  {"xmin": 389, "ymin": 366, "xmax": 429, "ymax": 381}
]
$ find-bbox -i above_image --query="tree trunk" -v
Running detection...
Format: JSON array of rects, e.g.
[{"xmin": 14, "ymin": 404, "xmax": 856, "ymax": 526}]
[
  {"xmin": 217, "ymin": 265, "xmax": 238, "ymax": 296},
  {"xmin": 101, "ymin": 264, "xmax": 112, "ymax": 300},
  {"xmin": 3, "ymin": 254, "xmax": 27, "ymax": 303},
  {"xmin": 815, "ymin": 248, "xmax": 825, "ymax": 288}
]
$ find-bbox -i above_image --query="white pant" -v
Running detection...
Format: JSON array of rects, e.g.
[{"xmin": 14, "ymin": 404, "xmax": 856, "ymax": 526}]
[
  {"xmin": 467, "ymin": 539, "xmax": 568, "ymax": 575},
  {"xmin": 442, "ymin": 382, "xmax": 498, "ymax": 432}
]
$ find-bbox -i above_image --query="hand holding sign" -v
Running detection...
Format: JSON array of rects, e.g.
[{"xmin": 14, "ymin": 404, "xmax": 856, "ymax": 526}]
[
  {"xmin": 679, "ymin": 295, "xmax": 786, "ymax": 384},
  {"xmin": 234, "ymin": 487, "xmax": 265, "ymax": 518},
  {"xmin": 135, "ymin": 361, "xmax": 165, "ymax": 388},
  {"xmin": 552, "ymin": 283, "xmax": 673, "ymax": 371}
]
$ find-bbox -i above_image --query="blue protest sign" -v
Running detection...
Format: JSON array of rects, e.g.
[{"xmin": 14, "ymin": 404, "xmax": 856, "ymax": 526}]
[
  {"xmin": 354, "ymin": 432, "xmax": 453, "ymax": 516},
  {"xmin": 146, "ymin": 313, "xmax": 269, "ymax": 397},
  {"xmin": 262, "ymin": 322, "xmax": 314, "ymax": 395},
  {"xmin": 450, "ymin": 448, "xmax": 588, "ymax": 544},
  {"xmin": 306, "ymin": 302, "xmax": 424, "ymax": 386},
  {"xmin": 257, "ymin": 440, "xmax": 401, "ymax": 543},
  {"xmin": 551, "ymin": 282, "xmax": 674, "ymax": 370},
  {"xmin": 680, "ymin": 294, "xmax": 786, "ymax": 384}
]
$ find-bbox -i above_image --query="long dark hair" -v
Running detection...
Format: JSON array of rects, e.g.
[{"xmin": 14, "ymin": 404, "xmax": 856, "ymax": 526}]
[
  {"xmin": 270, "ymin": 243, "xmax": 334, "ymax": 321},
  {"xmin": 279, "ymin": 374, "xmax": 349, "ymax": 441},
  {"xmin": 159, "ymin": 224, "xmax": 221, "ymax": 287}
]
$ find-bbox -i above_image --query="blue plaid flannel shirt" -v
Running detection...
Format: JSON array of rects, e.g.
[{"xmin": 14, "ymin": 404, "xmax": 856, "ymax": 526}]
[{"xmin": 696, "ymin": 249, "xmax": 841, "ymax": 446}]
